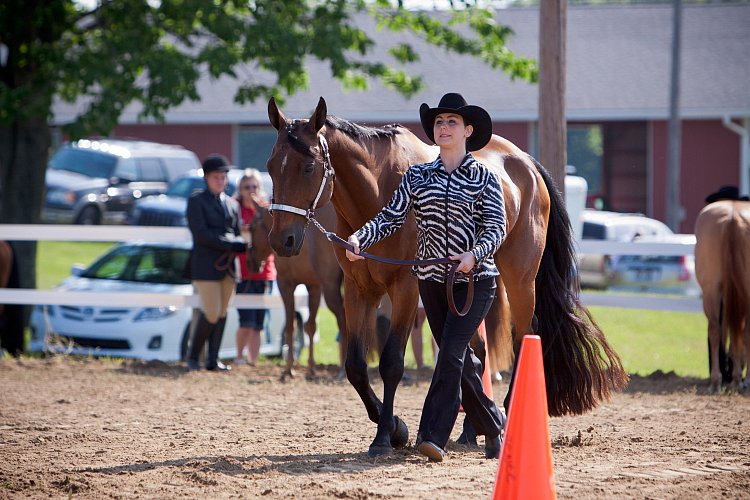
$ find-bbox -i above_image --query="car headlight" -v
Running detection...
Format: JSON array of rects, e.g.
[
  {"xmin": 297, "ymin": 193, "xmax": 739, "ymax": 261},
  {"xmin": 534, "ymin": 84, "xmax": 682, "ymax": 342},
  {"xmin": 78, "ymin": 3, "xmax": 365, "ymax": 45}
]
[
  {"xmin": 134, "ymin": 306, "xmax": 178, "ymax": 321},
  {"xmin": 46, "ymin": 190, "xmax": 76, "ymax": 206}
]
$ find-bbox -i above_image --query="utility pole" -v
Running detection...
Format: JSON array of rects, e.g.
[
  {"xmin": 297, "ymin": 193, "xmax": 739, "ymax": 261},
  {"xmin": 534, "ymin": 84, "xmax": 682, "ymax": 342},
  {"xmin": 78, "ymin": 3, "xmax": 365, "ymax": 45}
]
[
  {"xmin": 666, "ymin": 0, "xmax": 683, "ymax": 231},
  {"xmin": 538, "ymin": 0, "xmax": 567, "ymax": 197}
]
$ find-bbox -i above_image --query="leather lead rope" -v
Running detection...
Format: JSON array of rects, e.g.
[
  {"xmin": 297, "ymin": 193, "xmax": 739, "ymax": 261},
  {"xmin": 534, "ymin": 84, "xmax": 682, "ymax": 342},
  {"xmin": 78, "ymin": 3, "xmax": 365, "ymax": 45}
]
[{"xmin": 314, "ymin": 224, "xmax": 474, "ymax": 317}]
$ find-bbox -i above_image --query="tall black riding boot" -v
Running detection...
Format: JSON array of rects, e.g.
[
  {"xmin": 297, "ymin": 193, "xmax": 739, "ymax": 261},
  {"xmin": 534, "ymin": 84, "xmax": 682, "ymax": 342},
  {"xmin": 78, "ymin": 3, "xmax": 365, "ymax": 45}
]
[
  {"xmin": 206, "ymin": 316, "xmax": 231, "ymax": 371},
  {"xmin": 187, "ymin": 312, "xmax": 215, "ymax": 371}
]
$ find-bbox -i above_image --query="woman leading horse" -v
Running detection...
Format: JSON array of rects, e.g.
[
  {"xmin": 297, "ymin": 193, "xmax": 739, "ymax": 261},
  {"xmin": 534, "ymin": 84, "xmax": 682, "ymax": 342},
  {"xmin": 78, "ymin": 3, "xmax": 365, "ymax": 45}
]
[
  {"xmin": 346, "ymin": 93, "xmax": 505, "ymax": 462},
  {"xmin": 264, "ymin": 95, "xmax": 627, "ymax": 458}
]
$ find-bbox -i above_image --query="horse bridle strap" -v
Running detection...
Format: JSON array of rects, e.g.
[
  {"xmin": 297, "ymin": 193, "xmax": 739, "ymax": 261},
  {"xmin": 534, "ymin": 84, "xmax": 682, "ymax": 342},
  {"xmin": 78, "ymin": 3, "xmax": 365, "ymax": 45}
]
[
  {"xmin": 317, "ymin": 227, "xmax": 475, "ymax": 317},
  {"xmin": 270, "ymin": 132, "xmax": 333, "ymax": 220}
]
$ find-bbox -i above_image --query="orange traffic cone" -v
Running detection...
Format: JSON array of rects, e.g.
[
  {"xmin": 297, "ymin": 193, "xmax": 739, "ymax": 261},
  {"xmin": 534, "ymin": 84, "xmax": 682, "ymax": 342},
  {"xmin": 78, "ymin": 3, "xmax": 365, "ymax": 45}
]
[
  {"xmin": 492, "ymin": 334, "xmax": 556, "ymax": 500},
  {"xmin": 478, "ymin": 321, "xmax": 494, "ymax": 400}
]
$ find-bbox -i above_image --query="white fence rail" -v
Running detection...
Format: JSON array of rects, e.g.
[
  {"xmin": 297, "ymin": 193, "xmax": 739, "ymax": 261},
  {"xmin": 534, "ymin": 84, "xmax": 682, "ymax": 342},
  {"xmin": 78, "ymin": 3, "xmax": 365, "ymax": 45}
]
[{"xmin": 0, "ymin": 224, "xmax": 702, "ymax": 313}]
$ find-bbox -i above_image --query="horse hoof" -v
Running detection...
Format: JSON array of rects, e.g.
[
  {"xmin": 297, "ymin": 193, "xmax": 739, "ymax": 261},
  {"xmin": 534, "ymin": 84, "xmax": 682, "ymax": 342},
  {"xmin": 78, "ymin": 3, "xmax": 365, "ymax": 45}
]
[
  {"xmin": 390, "ymin": 416, "xmax": 409, "ymax": 449},
  {"xmin": 280, "ymin": 369, "xmax": 295, "ymax": 383},
  {"xmin": 367, "ymin": 444, "xmax": 393, "ymax": 458}
]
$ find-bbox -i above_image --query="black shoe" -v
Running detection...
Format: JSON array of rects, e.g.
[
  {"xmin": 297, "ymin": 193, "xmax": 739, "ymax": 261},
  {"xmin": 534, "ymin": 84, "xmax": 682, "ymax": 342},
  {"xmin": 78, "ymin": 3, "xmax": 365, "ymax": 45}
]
[
  {"xmin": 205, "ymin": 317, "xmax": 228, "ymax": 370},
  {"xmin": 457, "ymin": 416, "xmax": 478, "ymax": 446},
  {"xmin": 186, "ymin": 312, "xmax": 215, "ymax": 370},
  {"xmin": 485, "ymin": 410, "xmax": 507, "ymax": 459},
  {"xmin": 417, "ymin": 440, "xmax": 445, "ymax": 462},
  {"xmin": 485, "ymin": 434, "xmax": 501, "ymax": 459}
]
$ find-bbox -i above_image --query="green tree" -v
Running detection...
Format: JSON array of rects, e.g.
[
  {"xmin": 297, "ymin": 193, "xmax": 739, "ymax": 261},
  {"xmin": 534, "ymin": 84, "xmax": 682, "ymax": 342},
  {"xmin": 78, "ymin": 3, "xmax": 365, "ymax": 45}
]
[{"xmin": 0, "ymin": 0, "xmax": 536, "ymax": 291}]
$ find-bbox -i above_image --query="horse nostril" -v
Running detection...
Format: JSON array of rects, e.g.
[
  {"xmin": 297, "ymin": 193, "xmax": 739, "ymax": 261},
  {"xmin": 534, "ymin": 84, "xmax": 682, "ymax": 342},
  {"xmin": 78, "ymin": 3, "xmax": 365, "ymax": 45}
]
[{"xmin": 284, "ymin": 235, "xmax": 295, "ymax": 250}]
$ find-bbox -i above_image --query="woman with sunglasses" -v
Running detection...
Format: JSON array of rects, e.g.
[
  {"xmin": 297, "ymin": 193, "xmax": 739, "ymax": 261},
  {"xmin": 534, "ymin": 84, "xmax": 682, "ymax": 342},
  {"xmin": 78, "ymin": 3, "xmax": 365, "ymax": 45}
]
[{"xmin": 234, "ymin": 169, "xmax": 276, "ymax": 366}]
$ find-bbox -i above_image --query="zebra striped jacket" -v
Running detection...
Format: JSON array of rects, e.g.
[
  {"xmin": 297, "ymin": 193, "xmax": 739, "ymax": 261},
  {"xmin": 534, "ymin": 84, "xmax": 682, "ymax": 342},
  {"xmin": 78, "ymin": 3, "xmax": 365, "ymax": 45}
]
[{"xmin": 354, "ymin": 153, "xmax": 506, "ymax": 283}]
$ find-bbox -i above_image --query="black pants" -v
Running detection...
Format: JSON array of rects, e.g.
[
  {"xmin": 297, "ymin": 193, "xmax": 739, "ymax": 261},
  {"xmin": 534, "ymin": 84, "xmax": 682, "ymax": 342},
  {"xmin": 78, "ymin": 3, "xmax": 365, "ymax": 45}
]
[{"xmin": 417, "ymin": 277, "xmax": 504, "ymax": 449}]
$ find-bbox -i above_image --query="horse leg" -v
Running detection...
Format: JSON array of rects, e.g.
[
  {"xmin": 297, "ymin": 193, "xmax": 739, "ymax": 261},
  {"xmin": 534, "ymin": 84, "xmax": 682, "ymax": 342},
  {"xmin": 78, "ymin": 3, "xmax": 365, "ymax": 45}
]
[
  {"xmin": 704, "ymin": 290, "xmax": 723, "ymax": 393},
  {"xmin": 321, "ymin": 272, "xmax": 347, "ymax": 370},
  {"xmin": 730, "ymin": 326, "xmax": 744, "ymax": 392},
  {"xmin": 369, "ymin": 283, "xmax": 418, "ymax": 456},
  {"xmin": 498, "ymin": 265, "xmax": 537, "ymax": 413},
  {"xmin": 277, "ymin": 279, "xmax": 298, "ymax": 382},
  {"xmin": 342, "ymin": 279, "xmax": 385, "ymax": 440},
  {"xmin": 304, "ymin": 284, "xmax": 322, "ymax": 378}
]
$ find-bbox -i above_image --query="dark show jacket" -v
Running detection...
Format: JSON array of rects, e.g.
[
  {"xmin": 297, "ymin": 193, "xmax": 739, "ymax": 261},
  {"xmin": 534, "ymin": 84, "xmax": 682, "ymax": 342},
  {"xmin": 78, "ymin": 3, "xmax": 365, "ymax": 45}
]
[{"xmin": 186, "ymin": 189, "xmax": 244, "ymax": 281}]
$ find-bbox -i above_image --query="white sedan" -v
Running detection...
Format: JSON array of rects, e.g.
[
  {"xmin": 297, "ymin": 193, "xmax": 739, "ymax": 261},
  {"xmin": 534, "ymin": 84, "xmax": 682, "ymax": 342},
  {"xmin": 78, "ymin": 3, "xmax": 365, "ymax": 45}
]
[{"xmin": 29, "ymin": 241, "xmax": 309, "ymax": 362}]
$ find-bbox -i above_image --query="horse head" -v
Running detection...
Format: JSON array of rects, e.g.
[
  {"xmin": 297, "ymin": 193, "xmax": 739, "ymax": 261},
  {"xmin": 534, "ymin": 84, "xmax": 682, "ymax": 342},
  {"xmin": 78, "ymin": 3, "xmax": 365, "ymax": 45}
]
[
  {"xmin": 246, "ymin": 205, "xmax": 273, "ymax": 274},
  {"xmin": 266, "ymin": 97, "xmax": 335, "ymax": 257}
]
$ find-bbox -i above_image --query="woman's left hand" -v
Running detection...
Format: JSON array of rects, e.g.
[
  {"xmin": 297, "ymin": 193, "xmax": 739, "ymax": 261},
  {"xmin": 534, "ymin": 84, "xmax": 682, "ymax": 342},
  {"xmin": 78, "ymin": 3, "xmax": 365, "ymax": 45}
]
[{"xmin": 449, "ymin": 252, "xmax": 476, "ymax": 273}]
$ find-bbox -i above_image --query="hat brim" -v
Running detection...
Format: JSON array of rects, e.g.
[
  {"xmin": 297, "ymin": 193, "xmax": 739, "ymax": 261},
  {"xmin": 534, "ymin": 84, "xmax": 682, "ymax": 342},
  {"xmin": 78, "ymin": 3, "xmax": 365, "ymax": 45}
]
[
  {"xmin": 420, "ymin": 103, "xmax": 493, "ymax": 151},
  {"xmin": 705, "ymin": 186, "xmax": 742, "ymax": 204},
  {"xmin": 203, "ymin": 165, "xmax": 231, "ymax": 174}
]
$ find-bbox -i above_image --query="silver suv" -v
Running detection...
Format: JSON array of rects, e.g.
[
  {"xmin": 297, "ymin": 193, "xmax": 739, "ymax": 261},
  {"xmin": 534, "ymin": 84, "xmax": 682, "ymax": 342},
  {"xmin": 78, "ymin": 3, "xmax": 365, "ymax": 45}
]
[
  {"xmin": 43, "ymin": 139, "xmax": 200, "ymax": 224},
  {"xmin": 578, "ymin": 210, "xmax": 673, "ymax": 289}
]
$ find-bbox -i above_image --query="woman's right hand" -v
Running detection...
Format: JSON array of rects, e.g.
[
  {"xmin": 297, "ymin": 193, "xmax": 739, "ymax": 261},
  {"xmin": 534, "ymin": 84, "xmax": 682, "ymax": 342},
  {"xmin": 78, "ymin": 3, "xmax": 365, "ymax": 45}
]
[{"xmin": 346, "ymin": 235, "xmax": 364, "ymax": 261}]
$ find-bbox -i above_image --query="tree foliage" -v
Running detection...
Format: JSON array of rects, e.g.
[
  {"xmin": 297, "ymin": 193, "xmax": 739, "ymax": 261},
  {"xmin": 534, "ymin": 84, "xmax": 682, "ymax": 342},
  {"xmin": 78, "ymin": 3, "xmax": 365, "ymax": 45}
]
[
  {"xmin": 2, "ymin": 0, "xmax": 536, "ymax": 141},
  {"xmin": 0, "ymin": 0, "xmax": 536, "ymax": 289}
]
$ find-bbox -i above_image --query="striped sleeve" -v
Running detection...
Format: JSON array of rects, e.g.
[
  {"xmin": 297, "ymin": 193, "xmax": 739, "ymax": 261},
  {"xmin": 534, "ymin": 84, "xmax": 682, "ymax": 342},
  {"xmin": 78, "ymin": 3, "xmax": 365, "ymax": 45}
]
[
  {"xmin": 471, "ymin": 170, "xmax": 506, "ymax": 262},
  {"xmin": 354, "ymin": 170, "xmax": 413, "ymax": 251}
]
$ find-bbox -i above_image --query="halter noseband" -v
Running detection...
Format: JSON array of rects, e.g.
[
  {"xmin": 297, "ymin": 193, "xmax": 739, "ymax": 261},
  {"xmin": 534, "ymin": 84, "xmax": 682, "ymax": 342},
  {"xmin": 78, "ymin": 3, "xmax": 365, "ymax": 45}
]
[{"xmin": 269, "ymin": 123, "xmax": 333, "ymax": 221}]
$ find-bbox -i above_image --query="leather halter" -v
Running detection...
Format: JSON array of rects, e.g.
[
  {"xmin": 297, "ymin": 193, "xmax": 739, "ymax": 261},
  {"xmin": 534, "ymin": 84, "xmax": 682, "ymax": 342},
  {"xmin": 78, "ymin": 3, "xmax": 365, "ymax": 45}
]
[
  {"xmin": 269, "ymin": 126, "xmax": 474, "ymax": 317},
  {"xmin": 269, "ymin": 124, "xmax": 333, "ymax": 221}
]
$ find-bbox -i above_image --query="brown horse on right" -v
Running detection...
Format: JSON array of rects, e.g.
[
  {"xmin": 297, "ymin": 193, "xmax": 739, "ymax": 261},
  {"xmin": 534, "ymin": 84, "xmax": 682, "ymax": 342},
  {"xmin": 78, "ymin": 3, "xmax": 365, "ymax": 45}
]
[
  {"xmin": 265, "ymin": 97, "xmax": 627, "ymax": 457},
  {"xmin": 695, "ymin": 200, "xmax": 750, "ymax": 392}
]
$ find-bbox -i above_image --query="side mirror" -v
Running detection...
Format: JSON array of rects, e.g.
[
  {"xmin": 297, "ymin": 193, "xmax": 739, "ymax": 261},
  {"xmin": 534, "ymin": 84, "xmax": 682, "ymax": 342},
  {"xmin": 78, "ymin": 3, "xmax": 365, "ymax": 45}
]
[{"xmin": 70, "ymin": 264, "xmax": 86, "ymax": 276}]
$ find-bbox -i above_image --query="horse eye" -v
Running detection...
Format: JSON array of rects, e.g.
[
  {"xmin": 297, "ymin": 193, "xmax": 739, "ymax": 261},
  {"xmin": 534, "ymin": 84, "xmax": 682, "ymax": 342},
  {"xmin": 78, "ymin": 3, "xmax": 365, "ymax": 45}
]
[{"xmin": 304, "ymin": 162, "xmax": 315, "ymax": 174}]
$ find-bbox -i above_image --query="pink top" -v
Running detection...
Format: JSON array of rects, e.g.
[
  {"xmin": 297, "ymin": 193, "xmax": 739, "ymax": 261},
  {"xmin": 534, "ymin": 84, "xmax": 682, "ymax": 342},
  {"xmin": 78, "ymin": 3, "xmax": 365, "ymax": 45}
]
[{"xmin": 238, "ymin": 204, "xmax": 277, "ymax": 281}]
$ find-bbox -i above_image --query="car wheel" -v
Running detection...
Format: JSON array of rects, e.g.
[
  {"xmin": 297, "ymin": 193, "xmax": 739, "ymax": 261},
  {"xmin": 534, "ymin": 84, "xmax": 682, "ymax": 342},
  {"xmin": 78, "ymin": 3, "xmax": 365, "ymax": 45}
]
[{"xmin": 76, "ymin": 205, "xmax": 101, "ymax": 225}]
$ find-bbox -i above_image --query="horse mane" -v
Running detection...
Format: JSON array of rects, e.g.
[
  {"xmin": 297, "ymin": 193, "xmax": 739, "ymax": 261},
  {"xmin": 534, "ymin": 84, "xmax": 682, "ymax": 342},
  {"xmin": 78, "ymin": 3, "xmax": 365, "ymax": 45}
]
[
  {"xmin": 286, "ymin": 116, "xmax": 403, "ymax": 158},
  {"xmin": 325, "ymin": 116, "xmax": 403, "ymax": 140}
]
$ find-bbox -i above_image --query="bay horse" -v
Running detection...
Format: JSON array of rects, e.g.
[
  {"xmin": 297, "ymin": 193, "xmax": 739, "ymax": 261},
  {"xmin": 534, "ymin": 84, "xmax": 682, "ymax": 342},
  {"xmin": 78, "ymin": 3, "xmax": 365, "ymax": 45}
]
[
  {"xmin": 695, "ymin": 200, "xmax": 750, "ymax": 392},
  {"xmin": 247, "ymin": 203, "xmax": 346, "ymax": 380},
  {"xmin": 265, "ymin": 97, "xmax": 627, "ymax": 457}
]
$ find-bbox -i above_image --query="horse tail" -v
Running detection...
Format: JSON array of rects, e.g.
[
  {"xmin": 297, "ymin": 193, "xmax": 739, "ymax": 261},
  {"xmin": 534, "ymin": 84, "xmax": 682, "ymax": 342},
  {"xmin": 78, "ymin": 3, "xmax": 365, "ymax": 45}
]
[
  {"xmin": 531, "ymin": 159, "xmax": 629, "ymax": 416},
  {"xmin": 721, "ymin": 210, "xmax": 747, "ymax": 352}
]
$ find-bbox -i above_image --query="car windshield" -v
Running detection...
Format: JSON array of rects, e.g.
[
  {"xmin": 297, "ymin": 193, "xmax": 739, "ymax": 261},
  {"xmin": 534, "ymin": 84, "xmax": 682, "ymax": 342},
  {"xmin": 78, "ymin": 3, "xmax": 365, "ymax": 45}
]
[
  {"xmin": 49, "ymin": 147, "xmax": 118, "ymax": 179},
  {"xmin": 81, "ymin": 245, "xmax": 190, "ymax": 285},
  {"xmin": 165, "ymin": 177, "xmax": 204, "ymax": 198}
]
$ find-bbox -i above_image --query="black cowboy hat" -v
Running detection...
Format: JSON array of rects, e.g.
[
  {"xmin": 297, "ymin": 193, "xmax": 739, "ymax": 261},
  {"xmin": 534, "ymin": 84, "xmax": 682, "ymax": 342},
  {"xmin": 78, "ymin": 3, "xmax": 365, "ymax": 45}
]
[
  {"xmin": 704, "ymin": 185, "xmax": 750, "ymax": 204},
  {"xmin": 419, "ymin": 93, "xmax": 493, "ymax": 152},
  {"xmin": 202, "ymin": 154, "xmax": 231, "ymax": 174}
]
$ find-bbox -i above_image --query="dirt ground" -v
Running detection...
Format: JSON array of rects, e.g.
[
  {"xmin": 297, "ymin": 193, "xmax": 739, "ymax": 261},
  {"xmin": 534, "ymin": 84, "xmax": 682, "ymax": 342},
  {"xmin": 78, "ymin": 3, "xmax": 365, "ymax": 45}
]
[{"xmin": 1, "ymin": 356, "xmax": 749, "ymax": 500}]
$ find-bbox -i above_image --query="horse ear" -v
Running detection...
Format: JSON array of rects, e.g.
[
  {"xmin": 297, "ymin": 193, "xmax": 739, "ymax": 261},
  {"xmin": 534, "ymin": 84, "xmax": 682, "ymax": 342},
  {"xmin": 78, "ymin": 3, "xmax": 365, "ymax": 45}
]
[
  {"xmin": 268, "ymin": 97, "xmax": 286, "ymax": 131},
  {"xmin": 310, "ymin": 97, "xmax": 327, "ymax": 132}
]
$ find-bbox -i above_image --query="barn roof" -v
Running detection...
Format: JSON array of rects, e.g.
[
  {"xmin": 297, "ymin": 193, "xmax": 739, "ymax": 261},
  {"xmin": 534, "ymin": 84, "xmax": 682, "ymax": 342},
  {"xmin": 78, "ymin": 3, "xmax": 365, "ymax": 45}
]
[{"xmin": 53, "ymin": 3, "xmax": 750, "ymax": 125}]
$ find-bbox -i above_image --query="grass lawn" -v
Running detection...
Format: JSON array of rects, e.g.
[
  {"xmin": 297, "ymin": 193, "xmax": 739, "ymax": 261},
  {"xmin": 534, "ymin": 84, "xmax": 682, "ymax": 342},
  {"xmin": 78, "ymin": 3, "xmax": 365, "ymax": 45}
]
[
  {"xmin": 37, "ymin": 241, "xmax": 115, "ymax": 289},
  {"xmin": 33, "ymin": 242, "xmax": 709, "ymax": 379},
  {"xmin": 302, "ymin": 304, "xmax": 708, "ymax": 379}
]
